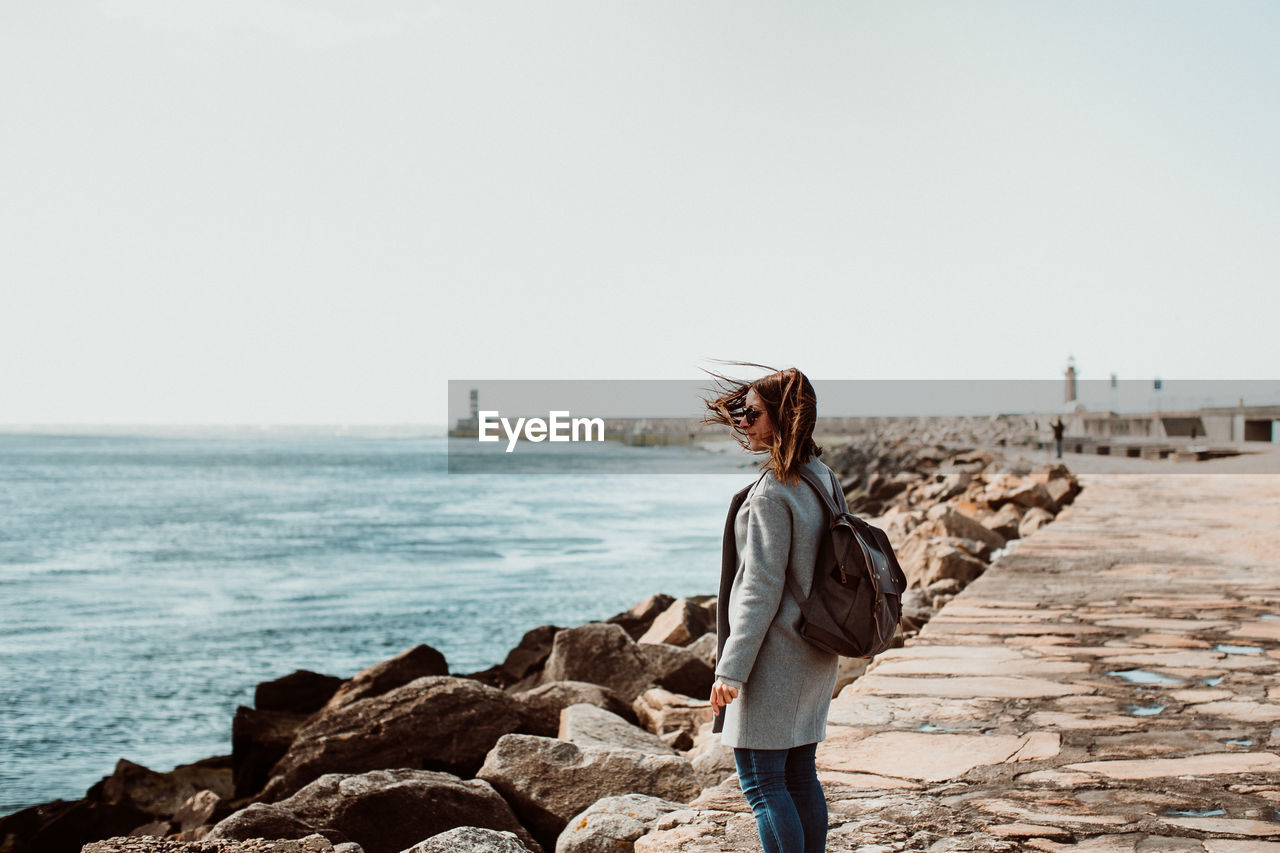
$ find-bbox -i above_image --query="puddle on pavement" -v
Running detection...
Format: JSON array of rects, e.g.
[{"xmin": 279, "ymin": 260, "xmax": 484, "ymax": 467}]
[
  {"xmin": 1163, "ymin": 808, "xmax": 1226, "ymax": 818},
  {"xmin": 1127, "ymin": 704, "xmax": 1166, "ymax": 716},
  {"xmin": 1201, "ymin": 676, "xmax": 1224, "ymax": 686},
  {"xmin": 1107, "ymin": 668, "xmax": 1186, "ymax": 686},
  {"xmin": 1223, "ymin": 738, "xmax": 1254, "ymax": 746},
  {"xmin": 1215, "ymin": 643, "xmax": 1264, "ymax": 655}
]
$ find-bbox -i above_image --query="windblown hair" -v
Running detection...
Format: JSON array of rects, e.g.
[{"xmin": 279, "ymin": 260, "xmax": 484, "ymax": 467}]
[{"xmin": 700, "ymin": 361, "xmax": 821, "ymax": 486}]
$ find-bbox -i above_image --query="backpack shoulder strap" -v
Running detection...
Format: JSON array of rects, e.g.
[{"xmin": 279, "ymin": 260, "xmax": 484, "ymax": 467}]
[
  {"xmin": 797, "ymin": 465, "xmax": 843, "ymax": 518},
  {"xmin": 827, "ymin": 467, "xmax": 849, "ymax": 513},
  {"xmin": 786, "ymin": 464, "xmax": 845, "ymax": 606}
]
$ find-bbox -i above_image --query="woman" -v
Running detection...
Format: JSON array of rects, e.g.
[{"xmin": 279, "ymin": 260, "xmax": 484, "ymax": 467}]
[{"xmin": 701, "ymin": 363, "xmax": 841, "ymax": 853}]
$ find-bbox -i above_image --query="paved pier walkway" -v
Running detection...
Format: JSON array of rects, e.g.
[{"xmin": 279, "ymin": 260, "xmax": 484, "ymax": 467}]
[{"xmin": 638, "ymin": 473, "xmax": 1280, "ymax": 852}]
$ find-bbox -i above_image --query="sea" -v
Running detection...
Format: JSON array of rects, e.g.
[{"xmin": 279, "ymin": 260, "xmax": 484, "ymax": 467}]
[{"xmin": 0, "ymin": 432, "xmax": 756, "ymax": 816}]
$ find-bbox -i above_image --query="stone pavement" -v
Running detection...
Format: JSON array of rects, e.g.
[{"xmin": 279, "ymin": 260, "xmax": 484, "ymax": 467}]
[{"xmin": 636, "ymin": 473, "xmax": 1280, "ymax": 852}]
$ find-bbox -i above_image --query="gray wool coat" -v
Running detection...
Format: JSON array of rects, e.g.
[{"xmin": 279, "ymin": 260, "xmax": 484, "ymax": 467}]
[{"xmin": 713, "ymin": 455, "xmax": 840, "ymax": 749}]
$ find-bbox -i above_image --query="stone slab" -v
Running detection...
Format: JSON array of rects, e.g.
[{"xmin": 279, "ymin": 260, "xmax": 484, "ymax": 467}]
[
  {"xmin": 1161, "ymin": 817, "xmax": 1280, "ymax": 837},
  {"xmin": 819, "ymin": 731, "xmax": 1026, "ymax": 781},
  {"xmin": 1066, "ymin": 752, "xmax": 1280, "ymax": 780},
  {"xmin": 857, "ymin": 675, "xmax": 1091, "ymax": 699}
]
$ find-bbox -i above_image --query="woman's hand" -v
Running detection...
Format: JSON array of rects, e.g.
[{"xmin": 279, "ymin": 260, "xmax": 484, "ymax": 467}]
[{"xmin": 710, "ymin": 679, "xmax": 740, "ymax": 715}]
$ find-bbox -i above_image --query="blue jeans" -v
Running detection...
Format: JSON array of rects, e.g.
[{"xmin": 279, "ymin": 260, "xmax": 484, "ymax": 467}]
[{"xmin": 733, "ymin": 742, "xmax": 828, "ymax": 853}]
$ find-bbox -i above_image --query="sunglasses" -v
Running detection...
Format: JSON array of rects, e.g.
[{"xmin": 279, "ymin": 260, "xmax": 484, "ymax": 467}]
[{"xmin": 740, "ymin": 406, "xmax": 763, "ymax": 427}]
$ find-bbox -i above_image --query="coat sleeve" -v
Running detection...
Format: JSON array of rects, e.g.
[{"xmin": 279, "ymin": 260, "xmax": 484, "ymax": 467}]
[{"xmin": 714, "ymin": 492, "xmax": 792, "ymax": 686}]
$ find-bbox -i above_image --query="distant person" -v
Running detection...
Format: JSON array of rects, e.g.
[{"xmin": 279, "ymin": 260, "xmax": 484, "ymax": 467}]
[
  {"xmin": 1190, "ymin": 424, "xmax": 1198, "ymax": 441},
  {"xmin": 701, "ymin": 363, "xmax": 840, "ymax": 853},
  {"xmin": 1052, "ymin": 417, "xmax": 1065, "ymax": 459}
]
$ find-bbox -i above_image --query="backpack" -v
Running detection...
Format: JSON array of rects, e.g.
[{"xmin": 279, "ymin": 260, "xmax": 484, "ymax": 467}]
[{"xmin": 784, "ymin": 465, "xmax": 908, "ymax": 659}]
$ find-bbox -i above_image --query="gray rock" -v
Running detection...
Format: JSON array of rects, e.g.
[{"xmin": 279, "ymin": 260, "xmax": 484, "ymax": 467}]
[
  {"xmin": 554, "ymin": 794, "xmax": 686, "ymax": 853},
  {"xmin": 403, "ymin": 826, "xmax": 533, "ymax": 852},
  {"xmin": 634, "ymin": 643, "xmax": 714, "ymax": 700},
  {"xmin": 476, "ymin": 735, "xmax": 700, "ymax": 850},
  {"xmin": 324, "ymin": 645, "xmax": 448, "ymax": 711},
  {"xmin": 540, "ymin": 624, "xmax": 653, "ymax": 702},
  {"xmin": 557, "ymin": 704, "xmax": 676, "ymax": 755},
  {"xmin": 218, "ymin": 768, "xmax": 541, "ymax": 853},
  {"xmin": 260, "ymin": 676, "xmax": 521, "ymax": 801},
  {"xmin": 513, "ymin": 681, "xmax": 636, "ymax": 737}
]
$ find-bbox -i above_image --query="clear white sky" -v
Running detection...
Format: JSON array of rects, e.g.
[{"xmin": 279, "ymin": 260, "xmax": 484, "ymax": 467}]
[{"xmin": 3, "ymin": 1, "xmax": 1277, "ymax": 425}]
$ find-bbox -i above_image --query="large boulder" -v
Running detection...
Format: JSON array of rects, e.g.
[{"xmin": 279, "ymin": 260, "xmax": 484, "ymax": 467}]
[
  {"xmin": 259, "ymin": 677, "xmax": 521, "ymax": 801},
  {"xmin": 636, "ymin": 600, "xmax": 710, "ymax": 647},
  {"xmin": 605, "ymin": 595, "xmax": 675, "ymax": 640},
  {"xmin": 557, "ymin": 704, "xmax": 676, "ymax": 755},
  {"xmin": 323, "ymin": 645, "xmax": 448, "ymax": 711},
  {"xmin": 512, "ymin": 681, "xmax": 636, "ymax": 737},
  {"xmin": 476, "ymin": 735, "xmax": 700, "ymax": 850},
  {"xmin": 466, "ymin": 625, "xmax": 562, "ymax": 690},
  {"xmin": 255, "ymin": 670, "xmax": 345, "ymax": 714},
  {"xmin": 554, "ymin": 794, "xmax": 686, "ymax": 853},
  {"xmin": 539, "ymin": 624, "xmax": 653, "ymax": 702},
  {"xmin": 405, "ymin": 826, "xmax": 534, "ymax": 852},
  {"xmin": 634, "ymin": 644, "xmax": 713, "ymax": 700},
  {"xmin": 232, "ymin": 706, "xmax": 311, "ymax": 799},
  {"xmin": 215, "ymin": 769, "xmax": 540, "ymax": 853}
]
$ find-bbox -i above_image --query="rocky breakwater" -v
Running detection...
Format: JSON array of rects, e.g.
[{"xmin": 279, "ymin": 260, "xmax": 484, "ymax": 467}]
[
  {"xmin": 0, "ymin": 444, "xmax": 1081, "ymax": 853},
  {"xmin": 1, "ymin": 593, "xmax": 724, "ymax": 853},
  {"xmin": 824, "ymin": 443, "xmax": 1081, "ymax": 633}
]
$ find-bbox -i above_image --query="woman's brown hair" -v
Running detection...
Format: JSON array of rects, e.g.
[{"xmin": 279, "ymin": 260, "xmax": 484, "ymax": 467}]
[{"xmin": 700, "ymin": 361, "xmax": 822, "ymax": 486}]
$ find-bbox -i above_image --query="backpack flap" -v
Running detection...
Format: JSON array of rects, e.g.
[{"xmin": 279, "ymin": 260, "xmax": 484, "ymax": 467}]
[{"xmin": 850, "ymin": 516, "xmax": 902, "ymax": 596}]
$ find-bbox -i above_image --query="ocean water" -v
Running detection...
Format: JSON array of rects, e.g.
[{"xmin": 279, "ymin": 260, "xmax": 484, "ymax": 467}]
[{"xmin": 0, "ymin": 433, "xmax": 753, "ymax": 815}]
